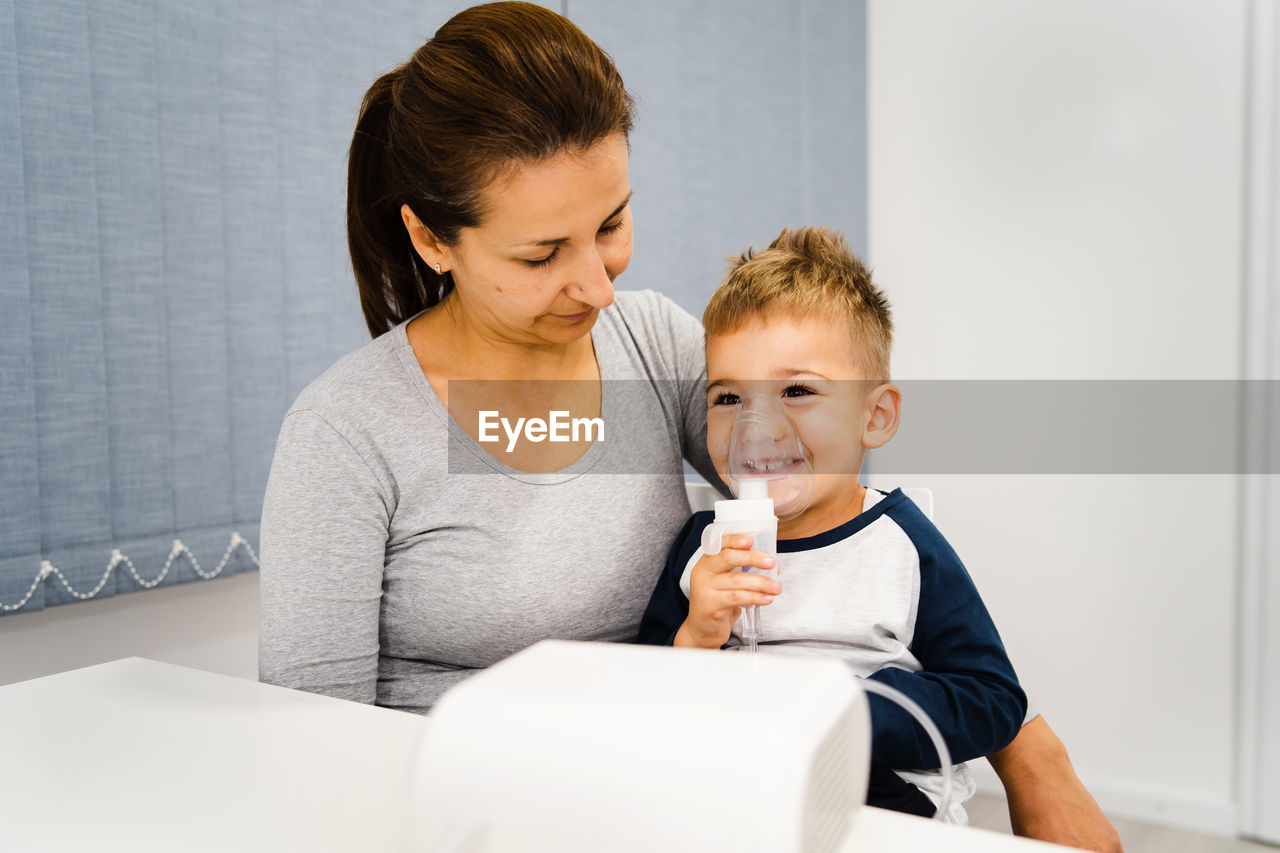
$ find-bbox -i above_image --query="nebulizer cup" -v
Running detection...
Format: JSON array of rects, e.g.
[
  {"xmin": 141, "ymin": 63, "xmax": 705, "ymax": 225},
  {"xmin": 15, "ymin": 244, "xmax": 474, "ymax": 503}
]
[{"xmin": 701, "ymin": 393, "xmax": 814, "ymax": 652}]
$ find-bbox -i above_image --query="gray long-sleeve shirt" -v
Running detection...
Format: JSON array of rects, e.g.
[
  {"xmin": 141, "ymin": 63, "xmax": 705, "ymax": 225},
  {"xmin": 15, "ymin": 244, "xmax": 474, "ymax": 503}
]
[{"xmin": 258, "ymin": 290, "xmax": 717, "ymax": 712}]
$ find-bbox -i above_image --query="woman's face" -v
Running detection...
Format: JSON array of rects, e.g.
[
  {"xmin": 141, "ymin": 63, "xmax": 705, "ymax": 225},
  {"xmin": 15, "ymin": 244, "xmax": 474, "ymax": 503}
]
[{"xmin": 410, "ymin": 133, "xmax": 633, "ymax": 346}]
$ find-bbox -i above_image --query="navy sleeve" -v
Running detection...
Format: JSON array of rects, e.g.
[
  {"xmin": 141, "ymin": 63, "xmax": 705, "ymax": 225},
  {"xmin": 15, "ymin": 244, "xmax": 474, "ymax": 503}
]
[
  {"xmin": 865, "ymin": 499, "xmax": 1028, "ymax": 769},
  {"xmin": 637, "ymin": 511, "xmax": 714, "ymax": 646}
]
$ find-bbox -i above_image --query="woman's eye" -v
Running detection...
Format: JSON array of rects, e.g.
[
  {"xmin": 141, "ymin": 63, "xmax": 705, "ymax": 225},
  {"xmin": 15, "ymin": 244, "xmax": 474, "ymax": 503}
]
[
  {"xmin": 713, "ymin": 392, "xmax": 740, "ymax": 406},
  {"xmin": 598, "ymin": 219, "xmax": 624, "ymax": 235},
  {"xmin": 783, "ymin": 384, "xmax": 817, "ymax": 398},
  {"xmin": 524, "ymin": 247, "xmax": 559, "ymax": 268}
]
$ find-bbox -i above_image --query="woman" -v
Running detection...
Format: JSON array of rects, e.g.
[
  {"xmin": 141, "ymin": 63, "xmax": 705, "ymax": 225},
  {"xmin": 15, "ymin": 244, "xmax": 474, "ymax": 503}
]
[{"xmin": 258, "ymin": 4, "xmax": 1119, "ymax": 849}]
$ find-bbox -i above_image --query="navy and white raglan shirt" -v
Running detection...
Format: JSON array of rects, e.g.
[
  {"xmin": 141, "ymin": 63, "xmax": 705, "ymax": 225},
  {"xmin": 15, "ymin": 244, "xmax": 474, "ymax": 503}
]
[{"xmin": 638, "ymin": 488, "xmax": 1027, "ymax": 824}]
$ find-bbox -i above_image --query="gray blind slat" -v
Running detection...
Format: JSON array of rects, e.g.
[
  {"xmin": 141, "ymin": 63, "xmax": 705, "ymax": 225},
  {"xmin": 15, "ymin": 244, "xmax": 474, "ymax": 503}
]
[
  {"xmin": 156, "ymin": 4, "xmax": 233, "ymax": 535},
  {"xmin": 17, "ymin": 0, "xmax": 113, "ymax": 605},
  {"xmin": 800, "ymin": 0, "xmax": 868, "ymax": 257},
  {"xmin": 89, "ymin": 0, "xmax": 176, "ymax": 550},
  {"xmin": 0, "ymin": 0, "xmax": 43, "ymax": 609},
  {"xmin": 220, "ymin": 0, "xmax": 288, "ymax": 526},
  {"xmin": 278, "ymin": 0, "xmax": 343, "ymax": 399}
]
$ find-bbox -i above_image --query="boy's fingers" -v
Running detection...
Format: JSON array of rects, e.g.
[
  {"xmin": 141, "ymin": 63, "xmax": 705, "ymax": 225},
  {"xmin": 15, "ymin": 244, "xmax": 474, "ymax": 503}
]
[
  {"xmin": 713, "ymin": 574, "xmax": 781, "ymax": 596},
  {"xmin": 707, "ymin": 548, "xmax": 776, "ymax": 574},
  {"xmin": 725, "ymin": 590, "xmax": 774, "ymax": 607}
]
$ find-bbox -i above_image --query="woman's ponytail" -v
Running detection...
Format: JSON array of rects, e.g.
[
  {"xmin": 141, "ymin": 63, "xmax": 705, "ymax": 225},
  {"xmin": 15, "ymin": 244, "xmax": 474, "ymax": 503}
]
[{"xmin": 347, "ymin": 69, "xmax": 449, "ymax": 338}]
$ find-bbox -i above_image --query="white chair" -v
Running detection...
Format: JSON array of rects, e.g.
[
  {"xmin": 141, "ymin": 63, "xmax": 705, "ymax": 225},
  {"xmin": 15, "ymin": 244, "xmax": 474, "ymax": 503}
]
[
  {"xmin": 684, "ymin": 482, "xmax": 934, "ymax": 522},
  {"xmin": 902, "ymin": 487, "xmax": 934, "ymax": 522}
]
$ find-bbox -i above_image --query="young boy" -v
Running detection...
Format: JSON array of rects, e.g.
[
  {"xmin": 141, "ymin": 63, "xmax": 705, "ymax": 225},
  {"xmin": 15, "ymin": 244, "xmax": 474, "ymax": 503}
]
[{"xmin": 638, "ymin": 226, "xmax": 1027, "ymax": 823}]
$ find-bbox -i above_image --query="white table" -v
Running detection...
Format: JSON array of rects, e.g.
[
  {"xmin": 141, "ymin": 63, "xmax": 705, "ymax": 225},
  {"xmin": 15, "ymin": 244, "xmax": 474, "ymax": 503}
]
[{"xmin": 0, "ymin": 658, "xmax": 1071, "ymax": 852}]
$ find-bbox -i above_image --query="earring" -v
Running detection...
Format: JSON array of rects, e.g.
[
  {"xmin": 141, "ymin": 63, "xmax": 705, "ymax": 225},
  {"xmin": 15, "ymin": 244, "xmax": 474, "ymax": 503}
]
[{"xmin": 434, "ymin": 263, "xmax": 442, "ymax": 275}]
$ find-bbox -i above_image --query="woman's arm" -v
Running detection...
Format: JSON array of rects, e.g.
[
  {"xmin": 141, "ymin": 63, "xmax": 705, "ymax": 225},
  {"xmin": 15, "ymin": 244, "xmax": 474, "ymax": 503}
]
[
  {"xmin": 258, "ymin": 409, "xmax": 390, "ymax": 703},
  {"xmin": 988, "ymin": 715, "xmax": 1124, "ymax": 852},
  {"xmin": 641, "ymin": 290, "xmax": 724, "ymax": 488},
  {"xmin": 637, "ymin": 513, "xmax": 702, "ymax": 646}
]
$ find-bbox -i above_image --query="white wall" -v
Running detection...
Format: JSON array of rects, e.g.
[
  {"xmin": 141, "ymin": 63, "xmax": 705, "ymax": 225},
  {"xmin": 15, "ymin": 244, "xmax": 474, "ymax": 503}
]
[
  {"xmin": 0, "ymin": 574, "xmax": 258, "ymax": 687},
  {"xmin": 867, "ymin": 0, "xmax": 1247, "ymax": 835}
]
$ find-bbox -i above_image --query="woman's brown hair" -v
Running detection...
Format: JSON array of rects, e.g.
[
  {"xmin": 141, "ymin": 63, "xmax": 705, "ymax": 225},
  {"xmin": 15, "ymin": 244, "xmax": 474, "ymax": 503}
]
[{"xmin": 348, "ymin": 1, "xmax": 635, "ymax": 337}]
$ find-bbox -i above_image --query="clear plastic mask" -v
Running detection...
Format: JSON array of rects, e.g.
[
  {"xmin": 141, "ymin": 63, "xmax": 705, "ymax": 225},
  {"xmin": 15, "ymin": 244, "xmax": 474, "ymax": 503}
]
[{"xmin": 726, "ymin": 392, "xmax": 814, "ymax": 520}]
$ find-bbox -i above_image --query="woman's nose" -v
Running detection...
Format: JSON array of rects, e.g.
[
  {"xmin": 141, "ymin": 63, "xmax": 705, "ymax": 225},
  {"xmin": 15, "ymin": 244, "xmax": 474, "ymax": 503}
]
[{"xmin": 568, "ymin": 248, "xmax": 616, "ymax": 309}]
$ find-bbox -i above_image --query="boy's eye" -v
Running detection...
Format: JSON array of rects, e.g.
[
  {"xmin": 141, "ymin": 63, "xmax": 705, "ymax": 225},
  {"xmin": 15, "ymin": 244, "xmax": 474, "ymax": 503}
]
[
  {"xmin": 713, "ymin": 392, "xmax": 740, "ymax": 406},
  {"xmin": 783, "ymin": 384, "xmax": 817, "ymax": 398},
  {"xmin": 524, "ymin": 247, "xmax": 559, "ymax": 268}
]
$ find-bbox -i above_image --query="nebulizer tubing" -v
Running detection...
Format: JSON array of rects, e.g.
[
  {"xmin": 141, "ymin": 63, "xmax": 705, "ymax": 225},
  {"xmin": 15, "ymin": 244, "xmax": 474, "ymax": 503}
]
[
  {"xmin": 734, "ymin": 477, "xmax": 772, "ymax": 656},
  {"xmin": 743, "ymin": 607, "xmax": 759, "ymax": 654},
  {"xmin": 859, "ymin": 678, "xmax": 955, "ymax": 821}
]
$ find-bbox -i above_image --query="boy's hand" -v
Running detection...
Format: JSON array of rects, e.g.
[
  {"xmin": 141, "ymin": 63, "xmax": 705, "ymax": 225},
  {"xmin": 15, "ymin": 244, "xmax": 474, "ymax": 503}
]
[{"xmin": 674, "ymin": 534, "xmax": 780, "ymax": 650}]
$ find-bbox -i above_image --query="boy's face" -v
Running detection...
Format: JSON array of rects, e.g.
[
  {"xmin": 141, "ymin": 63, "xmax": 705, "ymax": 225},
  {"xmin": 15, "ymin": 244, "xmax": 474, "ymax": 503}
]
[{"xmin": 706, "ymin": 312, "xmax": 887, "ymax": 537}]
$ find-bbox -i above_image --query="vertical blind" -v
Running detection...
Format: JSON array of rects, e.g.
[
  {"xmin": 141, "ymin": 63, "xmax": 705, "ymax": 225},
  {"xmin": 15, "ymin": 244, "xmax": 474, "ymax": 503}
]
[
  {"xmin": 0, "ymin": 0, "xmax": 432, "ymax": 615},
  {"xmin": 1, "ymin": 0, "xmax": 867, "ymax": 616}
]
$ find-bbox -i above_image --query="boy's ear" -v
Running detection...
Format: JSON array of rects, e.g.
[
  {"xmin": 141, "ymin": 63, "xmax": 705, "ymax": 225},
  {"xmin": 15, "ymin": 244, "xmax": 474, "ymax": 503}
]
[
  {"xmin": 861, "ymin": 383, "xmax": 901, "ymax": 450},
  {"xmin": 401, "ymin": 204, "xmax": 450, "ymax": 271}
]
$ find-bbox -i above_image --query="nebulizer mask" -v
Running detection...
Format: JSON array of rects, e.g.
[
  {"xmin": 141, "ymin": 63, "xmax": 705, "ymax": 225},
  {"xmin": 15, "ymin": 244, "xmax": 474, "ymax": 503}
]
[{"xmin": 701, "ymin": 392, "xmax": 814, "ymax": 652}]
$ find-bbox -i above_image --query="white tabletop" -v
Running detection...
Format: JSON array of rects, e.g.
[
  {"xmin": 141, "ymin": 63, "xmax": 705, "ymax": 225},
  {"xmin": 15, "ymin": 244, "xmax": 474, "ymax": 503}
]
[{"xmin": 0, "ymin": 658, "xmax": 1070, "ymax": 852}]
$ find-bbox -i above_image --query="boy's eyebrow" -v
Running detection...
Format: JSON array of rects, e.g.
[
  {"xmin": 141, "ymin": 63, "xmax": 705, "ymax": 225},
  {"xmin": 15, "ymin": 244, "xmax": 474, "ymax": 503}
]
[
  {"xmin": 775, "ymin": 369, "xmax": 832, "ymax": 379},
  {"xmin": 516, "ymin": 192, "xmax": 633, "ymax": 247},
  {"xmin": 706, "ymin": 370, "xmax": 833, "ymax": 388}
]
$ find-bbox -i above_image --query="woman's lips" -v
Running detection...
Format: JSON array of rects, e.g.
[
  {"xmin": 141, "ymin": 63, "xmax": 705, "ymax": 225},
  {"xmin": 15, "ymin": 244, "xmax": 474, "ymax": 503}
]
[{"xmin": 551, "ymin": 309, "xmax": 594, "ymax": 322}]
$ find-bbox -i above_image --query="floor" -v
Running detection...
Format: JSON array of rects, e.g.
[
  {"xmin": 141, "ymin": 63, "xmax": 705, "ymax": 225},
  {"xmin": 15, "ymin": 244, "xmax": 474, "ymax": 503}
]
[{"xmin": 965, "ymin": 794, "xmax": 1278, "ymax": 852}]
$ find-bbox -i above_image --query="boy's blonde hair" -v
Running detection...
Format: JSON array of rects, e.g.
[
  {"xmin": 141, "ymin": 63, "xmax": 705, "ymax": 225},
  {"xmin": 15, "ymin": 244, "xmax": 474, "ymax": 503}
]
[{"xmin": 703, "ymin": 226, "xmax": 893, "ymax": 379}]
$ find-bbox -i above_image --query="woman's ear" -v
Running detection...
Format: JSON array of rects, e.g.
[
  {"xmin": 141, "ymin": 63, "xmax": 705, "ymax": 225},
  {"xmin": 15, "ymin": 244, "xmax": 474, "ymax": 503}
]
[
  {"xmin": 861, "ymin": 383, "xmax": 902, "ymax": 450},
  {"xmin": 401, "ymin": 204, "xmax": 449, "ymax": 272}
]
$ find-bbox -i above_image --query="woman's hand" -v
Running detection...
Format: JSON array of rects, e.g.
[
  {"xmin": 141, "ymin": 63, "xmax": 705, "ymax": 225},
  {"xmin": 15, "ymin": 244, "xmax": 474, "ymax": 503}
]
[
  {"xmin": 674, "ymin": 534, "xmax": 779, "ymax": 650},
  {"xmin": 989, "ymin": 715, "xmax": 1124, "ymax": 852}
]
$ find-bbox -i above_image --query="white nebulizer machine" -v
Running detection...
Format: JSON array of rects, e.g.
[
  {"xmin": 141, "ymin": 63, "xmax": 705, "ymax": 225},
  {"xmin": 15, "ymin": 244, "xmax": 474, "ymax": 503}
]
[
  {"xmin": 408, "ymin": 640, "xmax": 868, "ymax": 852},
  {"xmin": 407, "ymin": 640, "xmax": 954, "ymax": 852},
  {"xmin": 701, "ymin": 392, "xmax": 814, "ymax": 652}
]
